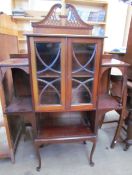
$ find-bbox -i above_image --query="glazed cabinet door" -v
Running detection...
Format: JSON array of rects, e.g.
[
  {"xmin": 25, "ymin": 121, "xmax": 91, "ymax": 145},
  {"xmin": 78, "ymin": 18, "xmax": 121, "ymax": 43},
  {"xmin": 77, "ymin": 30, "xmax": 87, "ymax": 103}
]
[
  {"xmin": 29, "ymin": 37, "xmax": 66, "ymax": 112},
  {"xmin": 67, "ymin": 38, "xmax": 102, "ymax": 111}
]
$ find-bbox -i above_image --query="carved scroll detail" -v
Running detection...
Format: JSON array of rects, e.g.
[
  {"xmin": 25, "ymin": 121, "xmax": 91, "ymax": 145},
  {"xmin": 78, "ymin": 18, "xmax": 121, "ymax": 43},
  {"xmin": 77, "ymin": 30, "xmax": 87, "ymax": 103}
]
[{"xmin": 32, "ymin": 3, "xmax": 93, "ymax": 30}]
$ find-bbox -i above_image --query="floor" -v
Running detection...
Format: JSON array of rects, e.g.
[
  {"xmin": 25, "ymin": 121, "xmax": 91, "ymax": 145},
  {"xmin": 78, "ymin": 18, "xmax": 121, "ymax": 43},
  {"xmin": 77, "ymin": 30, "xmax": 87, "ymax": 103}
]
[{"xmin": 0, "ymin": 111, "xmax": 132, "ymax": 175}]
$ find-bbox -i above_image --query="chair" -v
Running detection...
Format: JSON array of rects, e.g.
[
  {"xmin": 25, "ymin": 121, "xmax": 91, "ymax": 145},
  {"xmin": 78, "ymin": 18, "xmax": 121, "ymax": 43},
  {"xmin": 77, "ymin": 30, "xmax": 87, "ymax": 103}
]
[
  {"xmin": 124, "ymin": 80, "xmax": 132, "ymax": 150},
  {"xmin": 98, "ymin": 58, "xmax": 129, "ymax": 148}
]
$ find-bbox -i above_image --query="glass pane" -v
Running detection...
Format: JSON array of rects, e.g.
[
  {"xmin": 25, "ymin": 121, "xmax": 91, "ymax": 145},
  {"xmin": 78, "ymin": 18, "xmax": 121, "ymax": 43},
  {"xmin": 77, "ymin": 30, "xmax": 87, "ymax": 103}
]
[
  {"xmin": 38, "ymin": 77, "xmax": 61, "ymax": 105},
  {"xmin": 72, "ymin": 77, "xmax": 93, "ymax": 104},
  {"xmin": 35, "ymin": 42, "xmax": 61, "ymax": 105},
  {"xmin": 71, "ymin": 43, "xmax": 96, "ymax": 104}
]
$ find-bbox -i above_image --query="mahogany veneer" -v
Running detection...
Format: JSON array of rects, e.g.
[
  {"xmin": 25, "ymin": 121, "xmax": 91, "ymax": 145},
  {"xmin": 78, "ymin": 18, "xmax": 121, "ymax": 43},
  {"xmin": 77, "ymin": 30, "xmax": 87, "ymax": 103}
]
[
  {"xmin": 98, "ymin": 58, "xmax": 129, "ymax": 148},
  {"xmin": 6, "ymin": 97, "xmax": 32, "ymax": 114},
  {"xmin": 26, "ymin": 4, "xmax": 104, "ymax": 171}
]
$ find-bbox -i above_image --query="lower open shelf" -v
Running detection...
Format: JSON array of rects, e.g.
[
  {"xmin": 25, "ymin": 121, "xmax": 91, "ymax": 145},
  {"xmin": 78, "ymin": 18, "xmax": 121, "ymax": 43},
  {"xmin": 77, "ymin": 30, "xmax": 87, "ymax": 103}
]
[
  {"xmin": 38, "ymin": 124, "xmax": 94, "ymax": 141},
  {"xmin": 37, "ymin": 114, "xmax": 95, "ymax": 142}
]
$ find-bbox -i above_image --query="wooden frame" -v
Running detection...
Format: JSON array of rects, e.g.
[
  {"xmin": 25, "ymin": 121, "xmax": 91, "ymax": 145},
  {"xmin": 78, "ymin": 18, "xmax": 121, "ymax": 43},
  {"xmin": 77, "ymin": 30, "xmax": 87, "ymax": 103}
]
[
  {"xmin": 67, "ymin": 38, "xmax": 103, "ymax": 111},
  {"xmin": 32, "ymin": 4, "xmax": 93, "ymax": 35},
  {"xmin": 28, "ymin": 37, "xmax": 66, "ymax": 112},
  {"xmin": 98, "ymin": 58, "xmax": 129, "ymax": 148},
  {"xmin": 0, "ymin": 13, "xmax": 19, "ymax": 162},
  {"xmin": 25, "ymin": 4, "xmax": 106, "ymax": 171}
]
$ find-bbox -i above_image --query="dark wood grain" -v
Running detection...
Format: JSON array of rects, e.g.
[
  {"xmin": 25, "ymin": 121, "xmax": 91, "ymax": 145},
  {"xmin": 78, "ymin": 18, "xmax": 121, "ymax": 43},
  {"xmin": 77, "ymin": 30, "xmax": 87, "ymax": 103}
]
[
  {"xmin": 98, "ymin": 94, "xmax": 122, "ymax": 110},
  {"xmin": 6, "ymin": 96, "xmax": 32, "ymax": 113},
  {"xmin": 38, "ymin": 124, "xmax": 94, "ymax": 140},
  {"xmin": 25, "ymin": 4, "xmax": 104, "ymax": 170}
]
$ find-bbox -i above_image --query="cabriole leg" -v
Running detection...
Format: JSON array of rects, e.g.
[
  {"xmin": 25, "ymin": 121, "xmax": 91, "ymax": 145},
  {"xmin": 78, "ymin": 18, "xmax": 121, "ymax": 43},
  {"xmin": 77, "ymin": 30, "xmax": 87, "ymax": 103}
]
[
  {"xmin": 34, "ymin": 143, "xmax": 41, "ymax": 171},
  {"xmin": 89, "ymin": 142, "xmax": 96, "ymax": 167}
]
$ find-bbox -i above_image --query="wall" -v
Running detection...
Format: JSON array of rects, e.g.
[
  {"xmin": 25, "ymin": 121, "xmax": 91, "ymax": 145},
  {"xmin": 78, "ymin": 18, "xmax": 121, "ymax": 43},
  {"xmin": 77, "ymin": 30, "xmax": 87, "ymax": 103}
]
[
  {"xmin": 104, "ymin": 0, "xmax": 129, "ymax": 51},
  {"xmin": 0, "ymin": 0, "xmax": 12, "ymax": 15}
]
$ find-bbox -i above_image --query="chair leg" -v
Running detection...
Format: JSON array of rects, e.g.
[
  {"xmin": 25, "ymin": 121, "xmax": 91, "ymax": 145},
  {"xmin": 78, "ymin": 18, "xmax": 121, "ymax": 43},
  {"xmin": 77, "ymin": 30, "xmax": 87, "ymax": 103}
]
[
  {"xmin": 124, "ymin": 142, "xmax": 130, "ymax": 151},
  {"xmin": 34, "ymin": 143, "xmax": 41, "ymax": 171},
  {"xmin": 111, "ymin": 113, "xmax": 124, "ymax": 148},
  {"xmin": 89, "ymin": 142, "xmax": 96, "ymax": 167},
  {"xmin": 99, "ymin": 114, "xmax": 105, "ymax": 128},
  {"xmin": 83, "ymin": 141, "xmax": 87, "ymax": 144},
  {"xmin": 124, "ymin": 111, "xmax": 132, "ymax": 151}
]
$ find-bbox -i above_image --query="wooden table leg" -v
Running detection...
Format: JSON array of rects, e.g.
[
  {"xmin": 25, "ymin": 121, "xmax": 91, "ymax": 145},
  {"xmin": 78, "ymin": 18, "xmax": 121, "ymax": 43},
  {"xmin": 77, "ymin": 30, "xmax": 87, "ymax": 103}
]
[
  {"xmin": 34, "ymin": 142, "xmax": 42, "ymax": 171},
  {"xmin": 110, "ymin": 111, "xmax": 124, "ymax": 148},
  {"xmin": 124, "ymin": 111, "xmax": 132, "ymax": 151},
  {"xmin": 89, "ymin": 141, "xmax": 96, "ymax": 167}
]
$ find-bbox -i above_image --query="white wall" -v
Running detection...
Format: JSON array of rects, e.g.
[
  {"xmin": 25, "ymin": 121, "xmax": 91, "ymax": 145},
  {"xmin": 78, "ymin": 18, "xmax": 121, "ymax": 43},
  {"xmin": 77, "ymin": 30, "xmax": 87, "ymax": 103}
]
[
  {"xmin": 104, "ymin": 0, "xmax": 128, "ymax": 51},
  {"xmin": 0, "ymin": 0, "xmax": 12, "ymax": 15},
  {"xmin": 28, "ymin": 0, "xmax": 61, "ymax": 11}
]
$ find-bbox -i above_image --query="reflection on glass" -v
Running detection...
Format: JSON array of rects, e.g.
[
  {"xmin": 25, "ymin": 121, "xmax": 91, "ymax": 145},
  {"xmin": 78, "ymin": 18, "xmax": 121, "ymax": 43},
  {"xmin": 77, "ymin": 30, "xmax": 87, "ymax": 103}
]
[
  {"xmin": 72, "ymin": 43, "xmax": 96, "ymax": 75},
  {"xmin": 72, "ymin": 77, "xmax": 93, "ymax": 104},
  {"xmin": 38, "ymin": 78, "xmax": 61, "ymax": 105},
  {"xmin": 72, "ymin": 43, "xmax": 96, "ymax": 104},
  {"xmin": 35, "ymin": 42, "xmax": 61, "ymax": 105}
]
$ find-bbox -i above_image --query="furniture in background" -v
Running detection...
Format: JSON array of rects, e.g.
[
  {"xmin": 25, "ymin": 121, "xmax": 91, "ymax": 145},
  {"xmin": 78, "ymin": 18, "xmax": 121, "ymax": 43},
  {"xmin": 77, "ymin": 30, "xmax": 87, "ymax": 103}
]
[
  {"xmin": 98, "ymin": 57, "xmax": 129, "ymax": 148},
  {"xmin": 0, "ymin": 12, "xmax": 19, "ymax": 162},
  {"xmin": 98, "ymin": 18, "xmax": 132, "ymax": 150},
  {"xmin": 124, "ymin": 81, "xmax": 132, "ymax": 150},
  {"xmin": 123, "ymin": 18, "xmax": 132, "ymax": 150},
  {"xmin": 101, "ymin": 18, "xmax": 132, "ymax": 150},
  {"xmin": 11, "ymin": 0, "xmax": 108, "ymax": 53}
]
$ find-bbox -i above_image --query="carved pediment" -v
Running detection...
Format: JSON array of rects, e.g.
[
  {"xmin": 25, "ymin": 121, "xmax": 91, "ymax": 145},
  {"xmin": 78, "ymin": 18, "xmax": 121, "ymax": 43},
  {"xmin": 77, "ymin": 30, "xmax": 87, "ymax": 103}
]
[{"xmin": 32, "ymin": 4, "xmax": 93, "ymax": 34}]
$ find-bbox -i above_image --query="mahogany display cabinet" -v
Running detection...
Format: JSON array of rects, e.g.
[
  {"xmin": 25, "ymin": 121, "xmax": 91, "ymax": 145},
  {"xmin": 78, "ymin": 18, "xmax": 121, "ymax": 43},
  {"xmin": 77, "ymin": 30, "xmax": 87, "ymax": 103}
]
[
  {"xmin": 26, "ymin": 4, "xmax": 104, "ymax": 171},
  {"xmin": 0, "ymin": 3, "xmax": 129, "ymax": 171}
]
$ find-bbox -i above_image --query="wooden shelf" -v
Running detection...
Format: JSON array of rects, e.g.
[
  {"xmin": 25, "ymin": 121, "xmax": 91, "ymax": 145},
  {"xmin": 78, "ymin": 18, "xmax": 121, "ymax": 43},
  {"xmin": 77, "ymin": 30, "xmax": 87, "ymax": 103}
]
[
  {"xmin": 12, "ymin": 16, "xmax": 43, "ymax": 21},
  {"xmin": 0, "ymin": 58, "xmax": 29, "ymax": 67},
  {"xmin": 98, "ymin": 94, "xmax": 122, "ymax": 110},
  {"xmin": 101, "ymin": 58, "xmax": 129, "ymax": 67},
  {"xmin": 6, "ymin": 96, "xmax": 32, "ymax": 114},
  {"xmin": 0, "ymin": 13, "xmax": 18, "ymax": 36},
  {"xmin": 37, "ymin": 123, "xmax": 94, "ymax": 142},
  {"xmin": 65, "ymin": 0, "xmax": 108, "ymax": 6},
  {"xmin": 86, "ymin": 21, "xmax": 106, "ymax": 25},
  {"xmin": 12, "ymin": 1, "xmax": 108, "ymax": 52}
]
